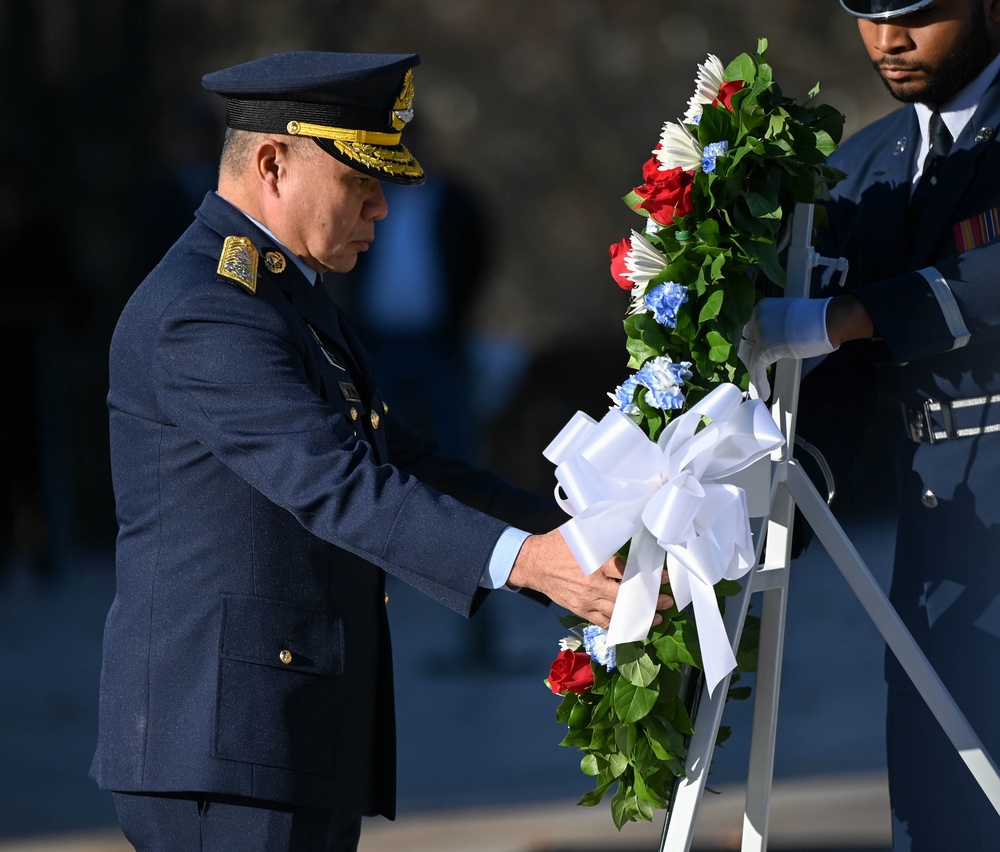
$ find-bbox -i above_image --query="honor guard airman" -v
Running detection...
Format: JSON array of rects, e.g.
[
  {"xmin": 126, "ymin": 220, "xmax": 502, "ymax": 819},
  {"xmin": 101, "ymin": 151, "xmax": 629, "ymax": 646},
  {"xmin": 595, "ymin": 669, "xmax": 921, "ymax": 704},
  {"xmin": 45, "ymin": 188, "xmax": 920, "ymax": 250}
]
[{"xmin": 740, "ymin": 1, "xmax": 1000, "ymax": 847}]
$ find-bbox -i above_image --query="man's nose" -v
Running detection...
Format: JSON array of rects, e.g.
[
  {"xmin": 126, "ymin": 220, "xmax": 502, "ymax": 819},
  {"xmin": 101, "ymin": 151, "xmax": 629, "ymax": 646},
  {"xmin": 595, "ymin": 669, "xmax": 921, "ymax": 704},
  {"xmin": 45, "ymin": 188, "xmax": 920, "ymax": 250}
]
[
  {"xmin": 869, "ymin": 21, "xmax": 914, "ymax": 55},
  {"xmin": 366, "ymin": 182, "xmax": 388, "ymax": 221}
]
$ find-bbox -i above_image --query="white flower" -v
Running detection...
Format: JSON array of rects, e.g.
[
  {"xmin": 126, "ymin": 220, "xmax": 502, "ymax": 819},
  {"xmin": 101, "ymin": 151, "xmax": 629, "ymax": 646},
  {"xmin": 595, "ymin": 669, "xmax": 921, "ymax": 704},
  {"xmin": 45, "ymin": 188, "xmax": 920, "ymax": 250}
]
[
  {"xmin": 558, "ymin": 635, "xmax": 583, "ymax": 652},
  {"xmin": 624, "ymin": 230, "xmax": 669, "ymax": 315},
  {"xmin": 683, "ymin": 53, "xmax": 727, "ymax": 124},
  {"xmin": 655, "ymin": 121, "xmax": 703, "ymax": 172}
]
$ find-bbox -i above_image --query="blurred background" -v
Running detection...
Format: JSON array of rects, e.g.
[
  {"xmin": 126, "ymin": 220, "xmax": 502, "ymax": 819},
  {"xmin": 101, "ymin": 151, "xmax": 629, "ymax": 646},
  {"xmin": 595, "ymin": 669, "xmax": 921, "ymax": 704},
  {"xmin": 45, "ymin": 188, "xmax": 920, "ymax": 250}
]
[{"xmin": 0, "ymin": 0, "xmax": 904, "ymax": 849}]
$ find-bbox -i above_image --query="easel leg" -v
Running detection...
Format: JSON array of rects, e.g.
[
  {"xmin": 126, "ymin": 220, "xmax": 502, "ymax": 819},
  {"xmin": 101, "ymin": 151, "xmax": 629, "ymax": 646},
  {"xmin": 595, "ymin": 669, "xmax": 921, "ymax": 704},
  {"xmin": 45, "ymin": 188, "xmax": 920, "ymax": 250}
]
[
  {"xmin": 658, "ymin": 568, "xmax": 756, "ymax": 851},
  {"xmin": 741, "ymin": 481, "xmax": 796, "ymax": 851}
]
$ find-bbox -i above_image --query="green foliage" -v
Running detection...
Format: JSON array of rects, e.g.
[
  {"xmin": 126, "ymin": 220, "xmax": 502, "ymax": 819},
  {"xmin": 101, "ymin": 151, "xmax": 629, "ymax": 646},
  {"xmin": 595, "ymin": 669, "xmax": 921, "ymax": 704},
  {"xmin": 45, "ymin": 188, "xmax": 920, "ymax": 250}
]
[
  {"xmin": 552, "ymin": 41, "xmax": 844, "ymax": 829},
  {"xmin": 619, "ymin": 39, "xmax": 843, "ymax": 425}
]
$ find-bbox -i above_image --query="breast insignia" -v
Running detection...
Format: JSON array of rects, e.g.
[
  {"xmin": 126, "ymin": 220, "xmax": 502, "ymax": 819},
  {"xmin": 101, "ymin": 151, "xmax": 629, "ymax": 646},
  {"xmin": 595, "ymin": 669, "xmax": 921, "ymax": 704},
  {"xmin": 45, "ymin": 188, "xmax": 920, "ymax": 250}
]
[
  {"xmin": 217, "ymin": 236, "xmax": 259, "ymax": 293},
  {"xmin": 264, "ymin": 250, "xmax": 287, "ymax": 274}
]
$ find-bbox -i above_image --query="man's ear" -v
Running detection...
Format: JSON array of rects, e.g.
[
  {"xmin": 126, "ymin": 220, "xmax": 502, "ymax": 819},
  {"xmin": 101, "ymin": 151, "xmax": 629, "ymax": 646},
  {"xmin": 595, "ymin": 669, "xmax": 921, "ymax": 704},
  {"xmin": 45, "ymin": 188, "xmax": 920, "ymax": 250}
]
[{"xmin": 254, "ymin": 137, "xmax": 286, "ymax": 198}]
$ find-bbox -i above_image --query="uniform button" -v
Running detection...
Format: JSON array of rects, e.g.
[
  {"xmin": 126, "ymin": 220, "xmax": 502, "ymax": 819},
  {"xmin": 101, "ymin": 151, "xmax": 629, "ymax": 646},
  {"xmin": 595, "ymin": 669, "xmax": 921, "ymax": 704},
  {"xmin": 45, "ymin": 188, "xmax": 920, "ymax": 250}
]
[
  {"xmin": 921, "ymin": 489, "xmax": 939, "ymax": 509},
  {"xmin": 382, "ymin": 401, "xmax": 389, "ymax": 413},
  {"xmin": 384, "ymin": 593, "xmax": 389, "ymax": 604},
  {"xmin": 350, "ymin": 407, "xmax": 359, "ymax": 421},
  {"xmin": 370, "ymin": 411, "xmax": 380, "ymax": 430},
  {"xmin": 279, "ymin": 649, "xmax": 293, "ymax": 665}
]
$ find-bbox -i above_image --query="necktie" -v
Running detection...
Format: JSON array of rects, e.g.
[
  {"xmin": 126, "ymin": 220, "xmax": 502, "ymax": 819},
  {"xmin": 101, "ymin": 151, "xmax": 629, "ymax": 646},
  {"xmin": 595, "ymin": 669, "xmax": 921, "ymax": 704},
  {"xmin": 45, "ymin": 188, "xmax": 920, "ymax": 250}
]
[{"xmin": 908, "ymin": 111, "xmax": 953, "ymax": 236}]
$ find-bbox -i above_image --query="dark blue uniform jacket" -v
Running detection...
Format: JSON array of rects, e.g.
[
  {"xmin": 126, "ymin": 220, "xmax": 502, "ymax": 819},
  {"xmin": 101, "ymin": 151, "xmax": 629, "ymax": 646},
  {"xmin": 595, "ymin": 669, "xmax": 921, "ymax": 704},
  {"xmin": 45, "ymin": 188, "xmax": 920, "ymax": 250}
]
[{"xmin": 90, "ymin": 191, "xmax": 559, "ymax": 818}]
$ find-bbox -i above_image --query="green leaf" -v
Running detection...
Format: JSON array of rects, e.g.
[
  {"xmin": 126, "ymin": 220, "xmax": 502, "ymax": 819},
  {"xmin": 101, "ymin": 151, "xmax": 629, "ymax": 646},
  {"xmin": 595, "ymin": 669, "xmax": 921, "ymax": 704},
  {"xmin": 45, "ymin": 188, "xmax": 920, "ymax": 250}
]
[
  {"xmin": 560, "ymin": 727, "xmax": 592, "ymax": 748},
  {"xmin": 612, "ymin": 677, "xmax": 659, "ymax": 724},
  {"xmin": 555, "ymin": 693, "xmax": 579, "ymax": 724},
  {"xmin": 622, "ymin": 190, "xmax": 647, "ymax": 214},
  {"xmin": 558, "ymin": 613, "xmax": 588, "ymax": 631},
  {"xmin": 724, "ymin": 52, "xmax": 757, "ymax": 85},
  {"xmin": 654, "ymin": 631, "xmax": 700, "ymax": 669},
  {"xmin": 644, "ymin": 714, "xmax": 687, "ymax": 761},
  {"xmin": 626, "ymin": 335, "xmax": 659, "ymax": 369},
  {"xmin": 608, "ymin": 751, "xmax": 629, "ymax": 779},
  {"xmin": 616, "ymin": 643, "xmax": 661, "ymax": 688},
  {"xmin": 578, "ymin": 780, "xmax": 613, "ymax": 807},
  {"xmin": 698, "ymin": 289, "xmax": 724, "ymax": 323},
  {"xmin": 568, "ymin": 700, "xmax": 592, "ymax": 728},
  {"xmin": 581, "ymin": 754, "xmax": 599, "ymax": 776},
  {"xmin": 705, "ymin": 330, "xmax": 732, "ymax": 363}
]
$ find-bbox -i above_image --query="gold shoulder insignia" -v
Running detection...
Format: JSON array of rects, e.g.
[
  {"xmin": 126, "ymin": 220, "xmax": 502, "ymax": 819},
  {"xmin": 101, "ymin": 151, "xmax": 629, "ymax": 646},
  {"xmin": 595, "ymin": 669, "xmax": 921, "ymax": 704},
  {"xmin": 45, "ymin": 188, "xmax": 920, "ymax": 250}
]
[{"xmin": 217, "ymin": 236, "xmax": 258, "ymax": 294}]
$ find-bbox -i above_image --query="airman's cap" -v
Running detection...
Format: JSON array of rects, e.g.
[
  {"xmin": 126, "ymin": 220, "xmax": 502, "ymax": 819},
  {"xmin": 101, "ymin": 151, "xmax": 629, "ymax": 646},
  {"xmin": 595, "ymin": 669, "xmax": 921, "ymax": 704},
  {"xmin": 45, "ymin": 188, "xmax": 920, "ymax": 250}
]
[
  {"xmin": 839, "ymin": 0, "xmax": 934, "ymax": 19},
  {"xmin": 202, "ymin": 51, "xmax": 424, "ymax": 185}
]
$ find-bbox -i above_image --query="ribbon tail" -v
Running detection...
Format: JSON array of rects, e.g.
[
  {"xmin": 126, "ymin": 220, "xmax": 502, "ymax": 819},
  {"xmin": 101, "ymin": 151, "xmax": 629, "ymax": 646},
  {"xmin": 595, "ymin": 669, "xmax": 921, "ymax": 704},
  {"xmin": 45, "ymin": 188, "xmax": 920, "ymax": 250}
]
[
  {"xmin": 689, "ymin": 571, "xmax": 738, "ymax": 698},
  {"xmin": 605, "ymin": 529, "xmax": 664, "ymax": 646}
]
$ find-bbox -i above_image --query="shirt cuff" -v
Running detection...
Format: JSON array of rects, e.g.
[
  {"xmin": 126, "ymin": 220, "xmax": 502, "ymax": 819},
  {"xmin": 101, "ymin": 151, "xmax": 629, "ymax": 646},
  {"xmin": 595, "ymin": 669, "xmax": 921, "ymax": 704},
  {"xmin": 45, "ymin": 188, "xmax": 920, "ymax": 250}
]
[{"xmin": 481, "ymin": 526, "xmax": 531, "ymax": 590}]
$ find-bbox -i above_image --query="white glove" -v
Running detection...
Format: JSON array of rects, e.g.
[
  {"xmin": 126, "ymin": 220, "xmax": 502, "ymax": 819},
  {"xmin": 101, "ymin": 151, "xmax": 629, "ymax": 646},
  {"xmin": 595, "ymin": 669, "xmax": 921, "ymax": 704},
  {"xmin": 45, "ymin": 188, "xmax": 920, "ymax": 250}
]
[{"xmin": 738, "ymin": 297, "xmax": 837, "ymax": 401}]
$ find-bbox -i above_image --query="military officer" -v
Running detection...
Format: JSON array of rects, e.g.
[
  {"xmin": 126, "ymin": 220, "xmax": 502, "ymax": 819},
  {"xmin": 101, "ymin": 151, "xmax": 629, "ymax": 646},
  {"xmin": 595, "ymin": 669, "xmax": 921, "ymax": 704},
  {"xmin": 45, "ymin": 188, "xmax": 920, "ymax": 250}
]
[
  {"xmin": 740, "ymin": 1, "xmax": 1000, "ymax": 848},
  {"xmin": 90, "ymin": 51, "xmax": 673, "ymax": 852}
]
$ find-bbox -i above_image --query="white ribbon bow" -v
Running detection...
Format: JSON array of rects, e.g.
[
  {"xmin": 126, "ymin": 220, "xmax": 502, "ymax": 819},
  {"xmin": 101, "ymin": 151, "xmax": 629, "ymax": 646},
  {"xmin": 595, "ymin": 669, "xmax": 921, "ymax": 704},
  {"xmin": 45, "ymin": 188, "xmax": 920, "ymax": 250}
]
[{"xmin": 543, "ymin": 383, "xmax": 784, "ymax": 696}]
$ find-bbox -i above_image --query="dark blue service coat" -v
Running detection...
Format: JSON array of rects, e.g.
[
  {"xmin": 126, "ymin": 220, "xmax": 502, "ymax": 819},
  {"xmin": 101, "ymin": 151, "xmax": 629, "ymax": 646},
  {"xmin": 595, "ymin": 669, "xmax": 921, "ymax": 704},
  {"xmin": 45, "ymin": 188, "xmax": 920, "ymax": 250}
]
[
  {"xmin": 90, "ymin": 191, "xmax": 558, "ymax": 818},
  {"xmin": 798, "ymin": 73, "xmax": 1000, "ymax": 848}
]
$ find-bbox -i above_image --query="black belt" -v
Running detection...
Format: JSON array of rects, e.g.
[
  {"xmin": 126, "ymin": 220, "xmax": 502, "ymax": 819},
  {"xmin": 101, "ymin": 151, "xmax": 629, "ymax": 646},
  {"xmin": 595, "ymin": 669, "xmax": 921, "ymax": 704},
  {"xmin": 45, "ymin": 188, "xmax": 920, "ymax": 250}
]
[{"xmin": 902, "ymin": 394, "xmax": 1000, "ymax": 443}]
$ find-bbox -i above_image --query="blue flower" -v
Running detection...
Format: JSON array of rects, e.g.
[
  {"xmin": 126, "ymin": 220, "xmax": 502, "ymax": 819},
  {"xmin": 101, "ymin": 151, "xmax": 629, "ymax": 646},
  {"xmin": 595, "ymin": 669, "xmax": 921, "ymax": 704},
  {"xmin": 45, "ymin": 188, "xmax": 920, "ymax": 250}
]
[
  {"xmin": 701, "ymin": 140, "xmax": 729, "ymax": 174},
  {"xmin": 611, "ymin": 375, "xmax": 641, "ymax": 415},
  {"xmin": 636, "ymin": 356, "xmax": 692, "ymax": 411},
  {"xmin": 644, "ymin": 281, "xmax": 688, "ymax": 329},
  {"xmin": 583, "ymin": 625, "xmax": 616, "ymax": 672}
]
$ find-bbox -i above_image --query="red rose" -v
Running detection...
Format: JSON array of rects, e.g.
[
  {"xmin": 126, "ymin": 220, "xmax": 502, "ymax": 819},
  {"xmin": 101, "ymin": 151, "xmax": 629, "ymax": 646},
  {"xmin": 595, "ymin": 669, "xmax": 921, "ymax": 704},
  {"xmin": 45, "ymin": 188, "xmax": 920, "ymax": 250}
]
[
  {"xmin": 609, "ymin": 237, "xmax": 632, "ymax": 290},
  {"xmin": 713, "ymin": 80, "xmax": 744, "ymax": 111},
  {"xmin": 633, "ymin": 160, "xmax": 694, "ymax": 226},
  {"xmin": 548, "ymin": 649, "xmax": 595, "ymax": 694}
]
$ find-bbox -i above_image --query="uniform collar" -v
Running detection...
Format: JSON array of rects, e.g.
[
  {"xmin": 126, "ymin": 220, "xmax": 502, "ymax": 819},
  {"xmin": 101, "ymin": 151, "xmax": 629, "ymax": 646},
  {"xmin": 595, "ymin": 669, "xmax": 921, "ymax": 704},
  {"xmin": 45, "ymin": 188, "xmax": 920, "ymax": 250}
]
[
  {"xmin": 913, "ymin": 53, "xmax": 1000, "ymax": 177},
  {"xmin": 233, "ymin": 203, "xmax": 322, "ymax": 285}
]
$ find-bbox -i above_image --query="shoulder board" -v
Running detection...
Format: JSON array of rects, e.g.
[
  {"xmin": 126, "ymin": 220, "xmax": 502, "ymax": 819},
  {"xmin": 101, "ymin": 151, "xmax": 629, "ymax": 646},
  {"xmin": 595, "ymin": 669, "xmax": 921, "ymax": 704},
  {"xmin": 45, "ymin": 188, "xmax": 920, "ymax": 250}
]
[{"xmin": 217, "ymin": 236, "xmax": 258, "ymax": 294}]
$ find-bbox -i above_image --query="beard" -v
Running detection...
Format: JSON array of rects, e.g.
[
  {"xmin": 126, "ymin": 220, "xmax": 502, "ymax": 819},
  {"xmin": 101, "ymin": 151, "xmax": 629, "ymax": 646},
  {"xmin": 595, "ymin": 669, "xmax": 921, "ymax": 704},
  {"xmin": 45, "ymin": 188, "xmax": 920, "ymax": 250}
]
[{"xmin": 875, "ymin": 12, "xmax": 995, "ymax": 105}]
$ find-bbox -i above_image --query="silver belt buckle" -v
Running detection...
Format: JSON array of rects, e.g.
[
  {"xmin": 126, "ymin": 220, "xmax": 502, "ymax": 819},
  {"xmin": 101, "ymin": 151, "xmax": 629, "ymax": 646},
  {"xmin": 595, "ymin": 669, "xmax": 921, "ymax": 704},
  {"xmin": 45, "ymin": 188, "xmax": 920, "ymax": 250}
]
[
  {"xmin": 903, "ymin": 403, "xmax": 926, "ymax": 443},
  {"xmin": 903, "ymin": 400, "xmax": 946, "ymax": 443}
]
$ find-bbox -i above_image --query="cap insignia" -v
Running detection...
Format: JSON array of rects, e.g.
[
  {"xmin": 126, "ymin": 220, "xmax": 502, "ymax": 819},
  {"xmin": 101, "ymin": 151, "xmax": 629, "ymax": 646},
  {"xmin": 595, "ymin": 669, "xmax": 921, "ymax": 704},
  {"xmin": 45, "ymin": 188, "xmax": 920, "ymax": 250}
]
[
  {"xmin": 391, "ymin": 69, "xmax": 415, "ymax": 131},
  {"xmin": 217, "ymin": 236, "xmax": 258, "ymax": 294},
  {"xmin": 264, "ymin": 250, "xmax": 287, "ymax": 274}
]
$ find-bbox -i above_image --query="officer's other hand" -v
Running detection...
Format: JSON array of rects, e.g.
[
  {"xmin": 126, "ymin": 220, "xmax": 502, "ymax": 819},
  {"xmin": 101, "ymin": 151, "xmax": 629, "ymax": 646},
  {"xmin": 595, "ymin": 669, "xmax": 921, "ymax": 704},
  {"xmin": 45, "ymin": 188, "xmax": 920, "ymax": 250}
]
[
  {"xmin": 508, "ymin": 531, "xmax": 673, "ymax": 629},
  {"xmin": 737, "ymin": 297, "xmax": 837, "ymax": 401}
]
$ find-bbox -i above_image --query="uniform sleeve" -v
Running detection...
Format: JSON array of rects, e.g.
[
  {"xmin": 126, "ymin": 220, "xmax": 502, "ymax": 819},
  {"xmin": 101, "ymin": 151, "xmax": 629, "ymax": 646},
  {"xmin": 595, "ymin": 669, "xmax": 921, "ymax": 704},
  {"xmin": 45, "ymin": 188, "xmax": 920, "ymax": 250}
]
[
  {"xmin": 854, "ymin": 229, "xmax": 1000, "ymax": 364},
  {"xmin": 149, "ymin": 282, "xmax": 509, "ymax": 613}
]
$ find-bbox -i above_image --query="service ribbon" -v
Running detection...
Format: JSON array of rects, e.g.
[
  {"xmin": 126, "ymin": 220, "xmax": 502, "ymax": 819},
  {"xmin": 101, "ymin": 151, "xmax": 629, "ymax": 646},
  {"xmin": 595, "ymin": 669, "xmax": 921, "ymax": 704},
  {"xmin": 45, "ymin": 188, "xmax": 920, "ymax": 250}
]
[{"xmin": 543, "ymin": 383, "xmax": 784, "ymax": 696}]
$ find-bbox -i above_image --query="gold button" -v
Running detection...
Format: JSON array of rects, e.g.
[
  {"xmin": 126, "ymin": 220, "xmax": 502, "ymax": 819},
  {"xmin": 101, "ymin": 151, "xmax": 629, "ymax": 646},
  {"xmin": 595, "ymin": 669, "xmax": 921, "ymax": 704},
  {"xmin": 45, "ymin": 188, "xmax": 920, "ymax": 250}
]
[
  {"xmin": 384, "ymin": 593, "xmax": 389, "ymax": 604},
  {"xmin": 350, "ymin": 407, "xmax": 359, "ymax": 421},
  {"xmin": 279, "ymin": 649, "xmax": 293, "ymax": 665},
  {"xmin": 370, "ymin": 411, "xmax": 380, "ymax": 430},
  {"xmin": 382, "ymin": 401, "xmax": 389, "ymax": 413},
  {"xmin": 286, "ymin": 120, "xmax": 301, "ymax": 135}
]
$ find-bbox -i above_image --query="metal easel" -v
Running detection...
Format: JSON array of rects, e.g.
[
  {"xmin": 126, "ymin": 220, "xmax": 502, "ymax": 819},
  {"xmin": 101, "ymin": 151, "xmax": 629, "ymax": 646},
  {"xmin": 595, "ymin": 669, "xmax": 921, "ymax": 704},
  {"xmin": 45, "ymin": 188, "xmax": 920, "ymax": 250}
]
[{"xmin": 657, "ymin": 203, "xmax": 1000, "ymax": 851}]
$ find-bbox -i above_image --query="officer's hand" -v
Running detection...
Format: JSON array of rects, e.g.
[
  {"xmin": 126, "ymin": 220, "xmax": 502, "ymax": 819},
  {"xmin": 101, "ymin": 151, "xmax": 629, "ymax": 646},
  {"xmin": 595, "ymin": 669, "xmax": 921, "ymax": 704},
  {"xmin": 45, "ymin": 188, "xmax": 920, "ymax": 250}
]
[
  {"xmin": 738, "ymin": 297, "xmax": 837, "ymax": 401},
  {"xmin": 508, "ymin": 531, "xmax": 673, "ymax": 629}
]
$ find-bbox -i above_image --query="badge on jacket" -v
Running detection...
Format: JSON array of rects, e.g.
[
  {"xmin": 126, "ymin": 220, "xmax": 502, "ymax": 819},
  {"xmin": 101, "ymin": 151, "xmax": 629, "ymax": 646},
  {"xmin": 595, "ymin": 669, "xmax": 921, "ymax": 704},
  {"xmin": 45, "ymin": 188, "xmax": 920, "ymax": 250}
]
[{"xmin": 217, "ymin": 236, "xmax": 258, "ymax": 294}]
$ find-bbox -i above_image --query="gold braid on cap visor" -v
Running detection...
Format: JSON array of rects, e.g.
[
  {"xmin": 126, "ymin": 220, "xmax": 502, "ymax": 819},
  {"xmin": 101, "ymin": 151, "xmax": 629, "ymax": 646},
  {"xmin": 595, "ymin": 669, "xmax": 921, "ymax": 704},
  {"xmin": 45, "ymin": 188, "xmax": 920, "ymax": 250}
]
[
  {"xmin": 285, "ymin": 120, "xmax": 401, "ymax": 146},
  {"xmin": 285, "ymin": 119, "xmax": 422, "ymax": 179}
]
